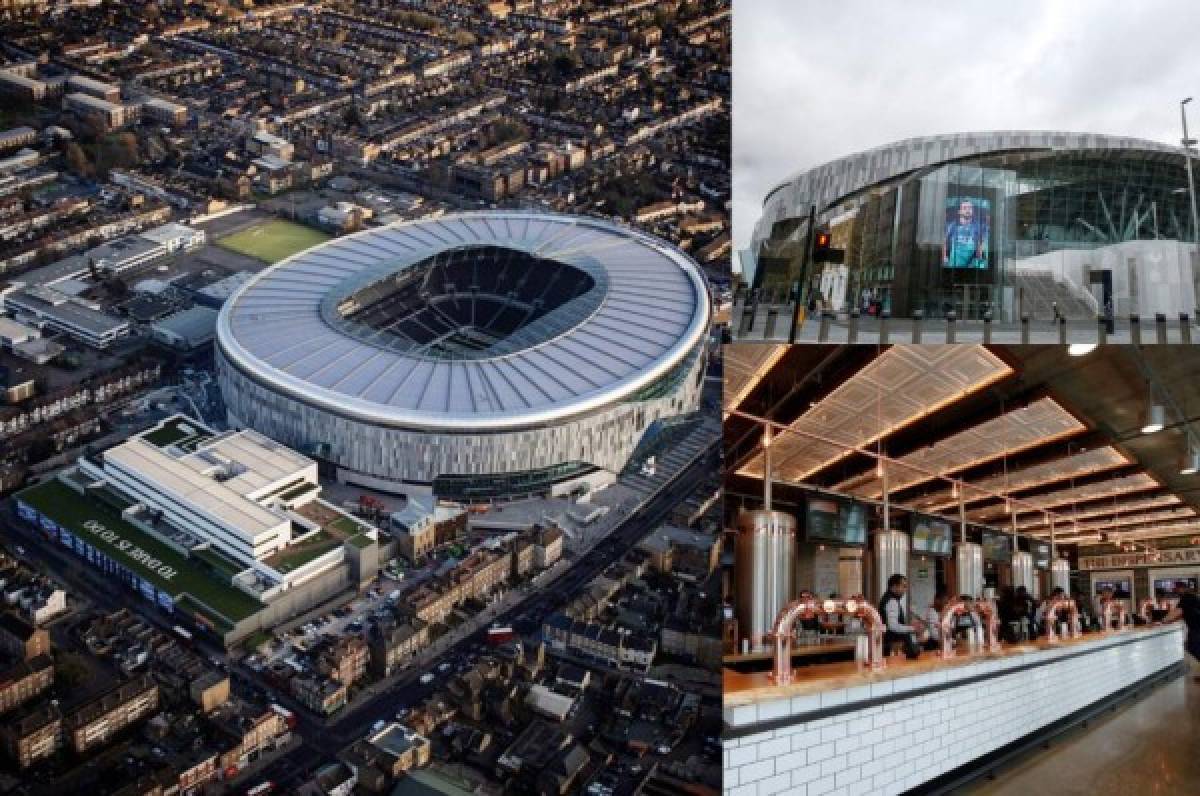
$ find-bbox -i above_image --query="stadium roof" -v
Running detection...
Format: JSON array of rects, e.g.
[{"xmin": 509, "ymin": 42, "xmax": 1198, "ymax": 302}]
[{"xmin": 217, "ymin": 212, "xmax": 710, "ymax": 432}]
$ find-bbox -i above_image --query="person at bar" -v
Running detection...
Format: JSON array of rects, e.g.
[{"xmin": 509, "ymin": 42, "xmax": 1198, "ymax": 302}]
[
  {"xmin": 952, "ymin": 594, "xmax": 983, "ymax": 641},
  {"xmin": 1092, "ymin": 585, "xmax": 1115, "ymax": 628},
  {"xmin": 1163, "ymin": 580, "xmax": 1200, "ymax": 682},
  {"xmin": 879, "ymin": 574, "xmax": 923, "ymax": 659},
  {"xmin": 923, "ymin": 590, "xmax": 949, "ymax": 651},
  {"xmin": 1034, "ymin": 586, "xmax": 1066, "ymax": 632}
]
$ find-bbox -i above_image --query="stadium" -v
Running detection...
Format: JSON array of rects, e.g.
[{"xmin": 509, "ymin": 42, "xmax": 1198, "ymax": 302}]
[
  {"xmin": 748, "ymin": 131, "xmax": 1200, "ymax": 322},
  {"xmin": 216, "ymin": 212, "xmax": 711, "ymax": 501}
]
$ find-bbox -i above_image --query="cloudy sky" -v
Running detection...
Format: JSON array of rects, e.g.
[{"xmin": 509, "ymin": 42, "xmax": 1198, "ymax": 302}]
[{"xmin": 733, "ymin": 0, "xmax": 1200, "ymax": 253}]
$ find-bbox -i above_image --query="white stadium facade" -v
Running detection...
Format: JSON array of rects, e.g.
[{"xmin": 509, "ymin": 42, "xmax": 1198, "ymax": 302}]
[{"xmin": 216, "ymin": 212, "xmax": 711, "ymax": 501}]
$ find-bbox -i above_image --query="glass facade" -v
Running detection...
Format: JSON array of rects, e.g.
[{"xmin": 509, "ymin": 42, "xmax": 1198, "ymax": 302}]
[{"xmin": 753, "ymin": 136, "xmax": 1200, "ymax": 321}]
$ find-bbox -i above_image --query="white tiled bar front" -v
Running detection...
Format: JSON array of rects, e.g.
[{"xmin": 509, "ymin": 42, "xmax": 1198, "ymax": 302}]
[{"xmin": 722, "ymin": 625, "xmax": 1184, "ymax": 796}]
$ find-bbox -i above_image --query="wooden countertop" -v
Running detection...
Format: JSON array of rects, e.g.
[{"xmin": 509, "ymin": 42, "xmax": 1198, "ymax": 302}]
[
  {"xmin": 723, "ymin": 640, "xmax": 855, "ymax": 664},
  {"xmin": 724, "ymin": 624, "xmax": 1182, "ymax": 708}
]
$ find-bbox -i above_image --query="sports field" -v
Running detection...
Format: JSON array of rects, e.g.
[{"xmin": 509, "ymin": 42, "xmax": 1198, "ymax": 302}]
[{"xmin": 217, "ymin": 219, "xmax": 330, "ymax": 264}]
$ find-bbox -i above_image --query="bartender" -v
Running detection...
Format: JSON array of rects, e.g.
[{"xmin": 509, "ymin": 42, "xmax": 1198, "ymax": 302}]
[
  {"xmin": 1163, "ymin": 581, "xmax": 1200, "ymax": 683},
  {"xmin": 1092, "ymin": 586, "xmax": 1115, "ymax": 627},
  {"xmin": 879, "ymin": 574, "xmax": 923, "ymax": 658}
]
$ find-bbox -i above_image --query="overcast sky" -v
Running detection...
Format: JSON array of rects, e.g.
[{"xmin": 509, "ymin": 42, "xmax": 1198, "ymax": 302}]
[{"xmin": 733, "ymin": 0, "xmax": 1200, "ymax": 253}]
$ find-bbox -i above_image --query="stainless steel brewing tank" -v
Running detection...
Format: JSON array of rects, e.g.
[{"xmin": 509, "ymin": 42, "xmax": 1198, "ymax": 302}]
[{"xmin": 734, "ymin": 509, "xmax": 796, "ymax": 649}]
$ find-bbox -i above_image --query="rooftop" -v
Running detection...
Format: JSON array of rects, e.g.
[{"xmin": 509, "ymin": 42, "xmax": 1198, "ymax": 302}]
[
  {"xmin": 16, "ymin": 477, "xmax": 263, "ymax": 623},
  {"xmin": 217, "ymin": 212, "xmax": 709, "ymax": 432}
]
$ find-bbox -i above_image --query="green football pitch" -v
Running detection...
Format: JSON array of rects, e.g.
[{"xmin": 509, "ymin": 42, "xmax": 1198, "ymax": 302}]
[{"xmin": 217, "ymin": 219, "xmax": 331, "ymax": 264}]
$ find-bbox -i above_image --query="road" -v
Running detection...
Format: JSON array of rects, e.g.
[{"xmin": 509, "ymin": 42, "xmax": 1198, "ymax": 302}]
[
  {"xmin": 249, "ymin": 443, "xmax": 719, "ymax": 790},
  {"xmin": 1, "ymin": 440, "xmax": 717, "ymax": 792}
]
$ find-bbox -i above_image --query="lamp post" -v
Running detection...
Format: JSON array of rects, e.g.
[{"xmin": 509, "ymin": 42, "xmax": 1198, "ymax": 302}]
[{"xmin": 1181, "ymin": 98, "xmax": 1200, "ymax": 245}]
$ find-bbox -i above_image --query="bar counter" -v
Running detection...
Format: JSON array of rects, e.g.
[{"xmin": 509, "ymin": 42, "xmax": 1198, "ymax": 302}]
[{"xmin": 723, "ymin": 624, "xmax": 1184, "ymax": 795}]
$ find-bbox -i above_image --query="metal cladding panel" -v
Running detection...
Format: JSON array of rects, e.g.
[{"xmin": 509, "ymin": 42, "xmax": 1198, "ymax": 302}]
[{"xmin": 755, "ymin": 131, "xmax": 1192, "ymax": 249}]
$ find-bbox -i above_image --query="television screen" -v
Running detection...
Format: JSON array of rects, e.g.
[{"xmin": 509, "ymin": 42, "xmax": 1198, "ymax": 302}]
[
  {"xmin": 910, "ymin": 514, "xmax": 953, "ymax": 556},
  {"xmin": 1031, "ymin": 542, "xmax": 1051, "ymax": 570},
  {"xmin": 839, "ymin": 501, "xmax": 867, "ymax": 546},
  {"xmin": 1094, "ymin": 579, "xmax": 1132, "ymax": 599},
  {"xmin": 1154, "ymin": 577, "xmax": 1197, "ymax": 596},
  {"xmin": 980, "ymin": 529, "xmax": 1011, "ymax": 561},
  {"xmin": 804, "ymin": 496, "xmax": 841, "ymax": 542},
  {"xmin": 804, "ymin": 495, "xmax": 866, "ymax": 546}
]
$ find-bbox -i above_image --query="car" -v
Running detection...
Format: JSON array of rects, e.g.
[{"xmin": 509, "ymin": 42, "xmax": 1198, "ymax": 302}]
[
  {"xmin": 656, "ymin": 745, "xmax": 672, "ymax": 755},
  {"xmin": 437, "ymin": 662, "xmax": 452, "ymax": 673},
  {"xmin": 395, "ymin": 707, "xmax": 409, "ymax": 719},
  {"xmin": 14, "ymin": 546, "xmax": 25, "ymax": 556},
  {"xmin": 419, "ymin": 673, "xmax": 435, "ymax": 685}
]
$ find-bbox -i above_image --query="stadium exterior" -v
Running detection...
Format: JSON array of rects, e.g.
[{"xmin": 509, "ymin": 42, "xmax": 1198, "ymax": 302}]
[
  {"xmin": 749, "ymin": 131, "xmax": 1200, "ymax": 322},
  {"xmin": 216, "ymin": 212, "xmax": 711, "ymax": 501}
]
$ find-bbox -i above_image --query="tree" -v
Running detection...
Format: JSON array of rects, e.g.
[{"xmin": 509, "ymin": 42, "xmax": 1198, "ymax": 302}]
[{"xmin": 63, "ymin": 141, "xmax": 94, "ymax": 178}]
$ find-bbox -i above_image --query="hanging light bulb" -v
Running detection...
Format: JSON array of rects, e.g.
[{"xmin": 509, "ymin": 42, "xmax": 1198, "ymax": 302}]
[
  {"xmin": 1181, "ymin": 445, "xmax": 1200, "ymax": 475},
  {"xmin": 1141, "ymin": 401, "xmax": 1166, "ymax": 434}
]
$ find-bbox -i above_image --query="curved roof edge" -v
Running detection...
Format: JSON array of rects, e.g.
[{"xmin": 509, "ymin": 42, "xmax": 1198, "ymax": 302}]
[
  {"xmin": 216, "ymin": 211, "xmax": 712, "ymax": 433},
  {"xmin": 754, "ymin": 131, "xmax": 1190, "ymax": 246}
]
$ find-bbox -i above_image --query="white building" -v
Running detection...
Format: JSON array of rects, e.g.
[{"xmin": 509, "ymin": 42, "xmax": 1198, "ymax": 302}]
[{"xmin": 79, "ymin": 416, "xmax": 319, "ymax": 570}]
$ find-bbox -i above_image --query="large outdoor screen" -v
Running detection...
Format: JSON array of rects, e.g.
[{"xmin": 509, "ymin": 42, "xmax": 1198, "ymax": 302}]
[
  {"xmin": 910, "ymin": 514, "xmax": 953, "ymax": 556},
  {"xmin": 943, "ymin": 197, "xmax": 991, "ymax": 270}
]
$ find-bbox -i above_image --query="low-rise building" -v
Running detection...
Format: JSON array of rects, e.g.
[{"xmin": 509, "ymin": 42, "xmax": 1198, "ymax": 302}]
[
  {"xmin": 211, "ymin": 702, "xmax": 291, "ymax": 774},
  {"xmin": 189, "ymin": 670, "xmax": 230, "ymax": 713},
  {"xmin": 319, "ymin": 635, "xmax": 369, "ymax": 686},
  {"xmin": 291, "ymin": 675, "xmax": 346, "ymax": 716},
  {"xmin": 342, "ymin": 722, "xmax": 431, "ymax": 784},
  {"xmin": 534, "ymin": 525, "xmax": 564, "ymax": 569},
  {"xmin": 18, "ymin": 585, "xmax": 66, "ymax": 625},
  {"xmin": 390, "ymin": 499, "xmax": 466, "ymax": 563},
  {"xmin": 0, "ymin": 703, "xmax": 61, "ymax": 768},
  {"xmin": 0, "ymin": 614, "xmax": 50, "ymax": 660},
  {"xmin": 64, "ymin": 93, "xmax": 130, "ymax": 130},
  {"xmin": 0, "ymin": 654, "xmax": 53, "ymax": 714},
  {"xmin": 64, "ymin": 674, "xmax": 159, "ymax": 754},
  {"xmin": 368, "ymin": 620, "xmax": 429, "ymax": 677}
]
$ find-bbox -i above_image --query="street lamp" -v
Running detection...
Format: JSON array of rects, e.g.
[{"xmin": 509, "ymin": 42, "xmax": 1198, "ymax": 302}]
[{"xmin": 1181, "ymin": 98, "xmax": 1200, "ymax": 246}]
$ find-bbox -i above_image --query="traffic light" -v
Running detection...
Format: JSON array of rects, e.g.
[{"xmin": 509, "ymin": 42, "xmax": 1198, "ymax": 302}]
[{"xmin": 812, "ymin": 229, "xmax": 842, "ymax": 264}]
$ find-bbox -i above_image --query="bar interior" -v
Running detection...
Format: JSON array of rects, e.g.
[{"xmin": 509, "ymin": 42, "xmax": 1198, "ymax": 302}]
[{"xmin": 721, "ymin": 344, "xmax": 1196, "ymax": 794}]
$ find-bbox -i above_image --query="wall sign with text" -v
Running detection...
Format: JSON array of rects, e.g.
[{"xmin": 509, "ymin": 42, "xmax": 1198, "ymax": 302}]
[{"xmin": 1079, "ymin": 548, "xmax": 1200, "ymax": 570}]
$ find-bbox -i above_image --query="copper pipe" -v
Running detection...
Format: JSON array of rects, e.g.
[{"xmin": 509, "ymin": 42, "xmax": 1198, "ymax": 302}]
[
  {"xmin": 1100, "ymin": 598, "xmax": 1129, "ymax": 633},
  {"xmin": 938, "ymin": 600, "xmax": 999, "ymax": 658},
  {"xmin": 1041, "ymin": 597, "xmax": 1081, "ymax": 643},
  {"xmin": 976, "ymin": 598, "xmax": 1003, "ymax": 652},
  {"xmin": 1138, "ymin": 597, "xmax": 1157, "ymax": 623},
  {"xmin": 768, "ymin": 595, "xmax": 885, "ymax": 684}
]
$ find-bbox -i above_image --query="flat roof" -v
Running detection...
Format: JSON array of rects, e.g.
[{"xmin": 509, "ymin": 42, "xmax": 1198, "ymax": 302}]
[
  {"xmin": 5, "ymin": 287, "xmax": 131, "ymax": 338},
  {"xmin": 16, "ymin": 477, "xmax": 263, "ymax": 622},
  {"xmin": 105, "ymin": 425, "xmax": 314, "ymax": 542},
  {"xmin": 217, "ymin": 212, "xmax": 710, "ymax": 432}
]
